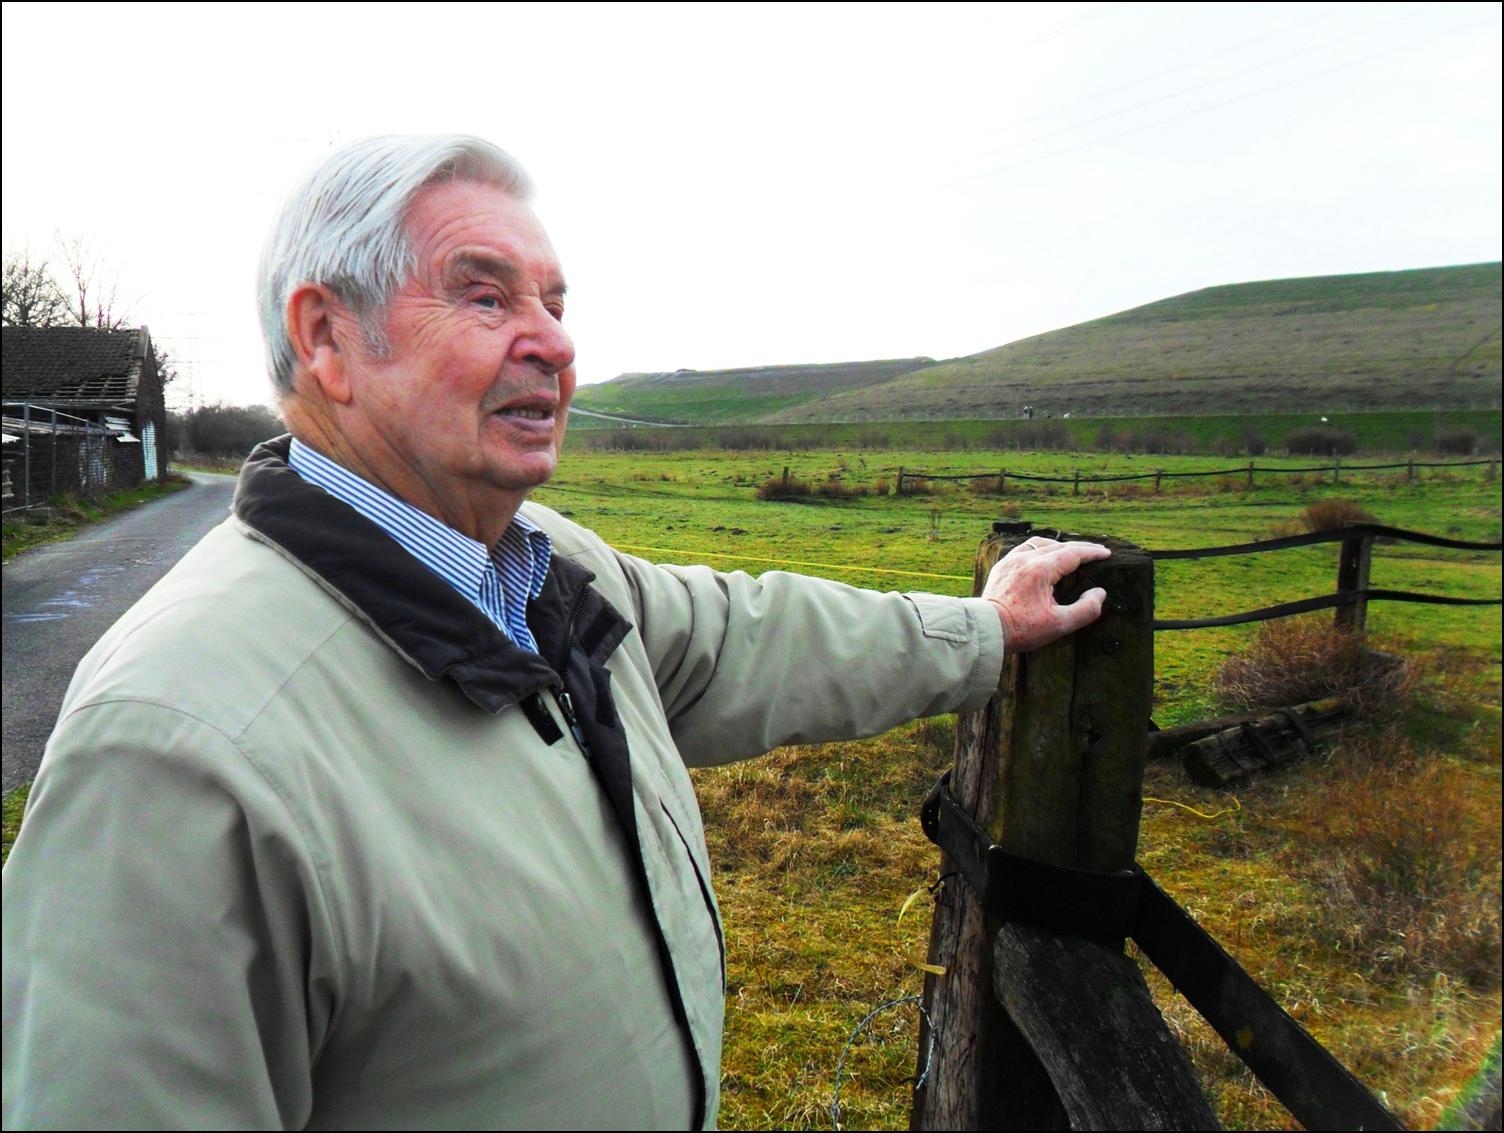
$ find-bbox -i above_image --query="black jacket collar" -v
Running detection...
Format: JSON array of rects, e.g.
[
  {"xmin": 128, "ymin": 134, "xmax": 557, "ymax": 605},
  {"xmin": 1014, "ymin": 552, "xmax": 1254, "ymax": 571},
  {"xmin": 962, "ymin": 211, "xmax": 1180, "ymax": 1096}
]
[{"xmin": 234, "ymin": 436, "xmax": 628, "ymax": 714}]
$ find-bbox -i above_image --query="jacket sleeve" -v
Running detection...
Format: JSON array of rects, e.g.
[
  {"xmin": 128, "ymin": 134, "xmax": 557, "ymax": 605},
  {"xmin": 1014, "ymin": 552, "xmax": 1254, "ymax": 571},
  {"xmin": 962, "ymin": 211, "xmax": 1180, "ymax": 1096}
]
[
  {"xmin": 2, "ymin": 701, "xmax": 335, "ymax": 1131},
  {"xmin": 612, "ymin": 555, "xmax": 1005, "ymax": 767}
]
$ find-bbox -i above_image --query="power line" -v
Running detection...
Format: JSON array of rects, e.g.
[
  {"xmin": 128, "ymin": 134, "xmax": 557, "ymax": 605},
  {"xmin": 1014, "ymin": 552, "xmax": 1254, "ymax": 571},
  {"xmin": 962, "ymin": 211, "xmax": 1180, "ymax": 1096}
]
[
  {"xmin": 944, "ymin": 15, "xmax": 1495, "ymax": 188},
  {"xmin": 959, "ymin": 4, "xmax": 1433, "ymax": 176}
]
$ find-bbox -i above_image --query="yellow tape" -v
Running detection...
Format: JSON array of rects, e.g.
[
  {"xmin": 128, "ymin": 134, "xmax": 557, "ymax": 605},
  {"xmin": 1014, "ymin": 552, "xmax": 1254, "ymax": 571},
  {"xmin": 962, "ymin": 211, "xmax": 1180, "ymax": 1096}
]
[
  {"xmin": 1144, "ymin": 795, "xmax": 1242, "ymax": 821},
  {"xmin": 611, "ymin": 542, "xmax": 972, "ymax": 583}
]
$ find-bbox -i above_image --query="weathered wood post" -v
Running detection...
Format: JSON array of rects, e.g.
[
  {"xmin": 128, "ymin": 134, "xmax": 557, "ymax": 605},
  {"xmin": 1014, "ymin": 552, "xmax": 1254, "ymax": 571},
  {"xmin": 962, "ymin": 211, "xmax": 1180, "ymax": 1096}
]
[
  {"xmin": 782, "ymin": 465, "xmax": 790, "ymax": 488},
  {"xmin": 898, "ymin": 466, "xmax": 906, "ymax": 495},
  {"xmin": 1155, "ymin": 469, "xmax": 1163, "ymax": 494},
  {"xmin": 1334, "ymin": 527, "xmax": 1374, "ymax": 637},
  {"xmin": 1073, "ymin": 469, "xmax": 1081, "ymax": 495},
  {"xmin": 1000, "ymin": 468, "xmax": 1007, "ymax": 495},
  {"xmin": 1407, "ymin": 455, "xmax": 1416, "ymax": 484},
  {"xmin": 911, "ymin": 522, "xmax": 1214, "ymax": 1130}
]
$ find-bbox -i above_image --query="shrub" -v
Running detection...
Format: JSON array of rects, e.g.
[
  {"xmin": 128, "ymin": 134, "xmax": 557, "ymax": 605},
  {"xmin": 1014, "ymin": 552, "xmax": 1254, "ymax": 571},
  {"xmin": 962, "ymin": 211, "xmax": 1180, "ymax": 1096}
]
[
  {"xmin": 1286, "ymin": 425, "xmax": 1357, "ymax": 456},
  {"xmin": 578, "ymin": 428, "xmax": 700, "ymax": 452},
  {"xmin": 1436, "ymin": 427, "xmax": 1478, "ymax": 456},
  {"xmin": 1215, "ymin": 616, "xmax": 1415, "ymax": 717},
  {"xmin": 755, "ymin": 474, "xmax": 811, "ymax": 501},
  {"xmin": 981, "ymin": 420, "xmax": 1072, "ymax": 451},
  {"xmin": 967, "ymin": 475, "xmax": 1006, "ymax": 496},
  {"xmin": 1296, "ymin": 498, "xmax": 1377, "ymax": 532},
  {"xmin": 1242, "ymin": 428, "xmax": 1268, "ymax": 456},
  {"xmin": 895, "ymin": 475, "xmax": 938, "ymax": 496},
  {"xmin": 172, "ymin": 403, "xmax": 284, "ymax": 459}
]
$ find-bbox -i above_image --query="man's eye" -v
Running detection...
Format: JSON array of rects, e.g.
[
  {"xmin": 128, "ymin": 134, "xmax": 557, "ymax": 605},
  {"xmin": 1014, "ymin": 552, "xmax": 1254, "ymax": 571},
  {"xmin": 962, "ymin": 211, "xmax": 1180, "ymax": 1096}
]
[{"xmin": 473, "ymin": 294, "xmax": 502, "ymax": 309}]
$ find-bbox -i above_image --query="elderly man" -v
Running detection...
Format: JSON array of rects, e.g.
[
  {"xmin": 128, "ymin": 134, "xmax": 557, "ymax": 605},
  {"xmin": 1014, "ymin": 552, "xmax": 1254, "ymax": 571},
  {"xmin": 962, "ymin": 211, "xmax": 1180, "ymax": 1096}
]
[{"xmin": 2, "ymin": 135, "xmax": 1106, "ymax": 1130}]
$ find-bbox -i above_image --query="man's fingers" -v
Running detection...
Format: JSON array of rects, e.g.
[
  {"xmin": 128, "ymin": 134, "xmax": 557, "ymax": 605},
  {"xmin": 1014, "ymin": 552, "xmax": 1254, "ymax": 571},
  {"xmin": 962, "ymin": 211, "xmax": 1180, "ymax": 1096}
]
[
  {"xmin": 1043, "ymin": 541, "xmax": 1112, "ymax": 576},
  {"xmin": 1055, "ymin": 586, "xmax": 1108, "ymax": 634}
]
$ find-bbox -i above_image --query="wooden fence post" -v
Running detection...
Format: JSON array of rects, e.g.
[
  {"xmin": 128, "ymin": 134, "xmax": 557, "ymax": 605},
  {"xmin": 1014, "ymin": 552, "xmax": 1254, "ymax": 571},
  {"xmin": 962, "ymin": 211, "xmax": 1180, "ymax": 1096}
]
[
  {"xmin": 1247, "ymin": 461, "xmax": 1255, "ymax": 489},
  {"xmin": 897, "ymin": 466, "xmax": 906, "ymax": 495},
  {"xmin": 999, "ymin": 468, "xmax": 1006, "ymax": 495},
  {"xmin": 1335, "ymin": 527, "xmax": 1374, "ymax": 637},
  {"xmin": 1333, "ymin": 456, "xmax": 1341, "ymax": 484},
  {"xmin": 782, "ymin": 465, "xmax": 790, "ymax": 488},
  {"xmin": 912, "ymin": 526, "xmax": 1213, "ymax": 1129},
  {"xmin": 1155, "ymin": 469, "xmax": 1163, "ymax": 494},
  {"xmin": 1073, "ymin": 468, "xmax": 1081, "ymax": 495},
  {"xmin": 1407, "ymin": 456, "xmax": 1416, "ymax": 484}
]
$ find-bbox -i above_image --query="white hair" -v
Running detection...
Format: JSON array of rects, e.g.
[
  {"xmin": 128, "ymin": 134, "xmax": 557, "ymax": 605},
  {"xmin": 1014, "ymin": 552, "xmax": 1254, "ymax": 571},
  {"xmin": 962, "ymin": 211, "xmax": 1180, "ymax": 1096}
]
[{"xmin": 258, "ymin": 134, "xmax": 534, "ymax": 395}]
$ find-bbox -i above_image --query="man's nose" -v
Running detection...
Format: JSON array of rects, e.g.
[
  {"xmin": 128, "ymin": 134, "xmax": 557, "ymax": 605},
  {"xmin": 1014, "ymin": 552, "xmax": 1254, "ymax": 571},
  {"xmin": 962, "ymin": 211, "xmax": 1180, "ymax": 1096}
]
[{"xmin": 517, "ymin": 304, "xmax": 575, "ymax": 376}]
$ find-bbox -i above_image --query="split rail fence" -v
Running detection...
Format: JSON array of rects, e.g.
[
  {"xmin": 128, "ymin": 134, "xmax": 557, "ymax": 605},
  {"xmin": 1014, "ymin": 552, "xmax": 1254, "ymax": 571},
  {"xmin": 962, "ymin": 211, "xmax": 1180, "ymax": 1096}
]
[
  {"xmin": 897, "ymin": 456, "xmax": 1498, "ymax": 495},
  {"xmin": 910, "ymin": 519, "xmax": 1501, "ymax": 1131}
]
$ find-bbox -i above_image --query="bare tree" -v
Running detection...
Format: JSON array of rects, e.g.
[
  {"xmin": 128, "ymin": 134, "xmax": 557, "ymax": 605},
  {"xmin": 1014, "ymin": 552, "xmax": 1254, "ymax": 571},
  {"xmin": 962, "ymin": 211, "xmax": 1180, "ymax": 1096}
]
[
  {"xmin": 1, "ymin": 251, "xmax": 70, "ymax": 327},
  {"xmin": 57, "ymin": 235, "xmax": 131, "ymax": 330},
  {"xmin": 154, "ymin": 342, "xmax": 179, "ymax": 391}
]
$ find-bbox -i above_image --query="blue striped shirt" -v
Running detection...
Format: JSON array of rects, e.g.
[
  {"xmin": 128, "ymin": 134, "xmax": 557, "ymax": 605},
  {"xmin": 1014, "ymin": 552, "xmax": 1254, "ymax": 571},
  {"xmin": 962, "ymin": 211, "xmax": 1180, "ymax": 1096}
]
[{"xmin": 288, "ymin": 438, "xmax": 552, "ymax": 654}]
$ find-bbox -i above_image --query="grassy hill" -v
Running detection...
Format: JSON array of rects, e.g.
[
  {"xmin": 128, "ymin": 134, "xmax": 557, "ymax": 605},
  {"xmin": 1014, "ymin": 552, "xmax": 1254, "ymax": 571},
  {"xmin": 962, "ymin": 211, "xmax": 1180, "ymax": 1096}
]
[
  {"xmin": 571, "ymin": 357, "xmax": 935, "ymax": 424},
  {"xmin": 575, "ymin": 264, "xmax": 1502, "ymax": 425}
]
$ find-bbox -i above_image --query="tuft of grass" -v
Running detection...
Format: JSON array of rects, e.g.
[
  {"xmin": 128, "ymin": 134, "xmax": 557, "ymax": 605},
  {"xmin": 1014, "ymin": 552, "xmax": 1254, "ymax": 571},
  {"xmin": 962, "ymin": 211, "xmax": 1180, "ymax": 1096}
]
[
  {"xmin": 757, "ymin": 474, "xmax": 813, "ymax": 501},
  {"xmin": 1215, "ymin": 617, "xmax": 1417, "ymax": 716},
  {"xmin": 1299, "ymin": 498, "xmax": 1378, "ymax": 532}
]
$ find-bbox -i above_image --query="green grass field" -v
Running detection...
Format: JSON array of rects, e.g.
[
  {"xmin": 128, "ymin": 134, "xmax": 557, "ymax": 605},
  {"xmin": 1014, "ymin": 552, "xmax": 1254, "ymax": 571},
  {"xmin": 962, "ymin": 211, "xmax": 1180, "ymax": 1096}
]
[{"xmin": 533, "ymin": 444, "xmax": 1502, "ymax": 1130}]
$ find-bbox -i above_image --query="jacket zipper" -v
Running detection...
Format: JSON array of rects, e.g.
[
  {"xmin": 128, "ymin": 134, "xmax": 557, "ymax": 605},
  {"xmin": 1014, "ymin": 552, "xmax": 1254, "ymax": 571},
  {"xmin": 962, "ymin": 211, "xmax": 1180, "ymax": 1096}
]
[{"xmin": 553, "ymin": 586, "xmax": 593, "ymax": 762}]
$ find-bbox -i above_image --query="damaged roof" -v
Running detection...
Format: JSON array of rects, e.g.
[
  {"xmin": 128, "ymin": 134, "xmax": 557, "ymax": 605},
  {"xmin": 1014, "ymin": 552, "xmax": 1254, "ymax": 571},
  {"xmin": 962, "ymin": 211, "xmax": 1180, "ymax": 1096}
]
[{"xmin": 1, "ymin": 326, "xmax": 152, "ymax": 403}]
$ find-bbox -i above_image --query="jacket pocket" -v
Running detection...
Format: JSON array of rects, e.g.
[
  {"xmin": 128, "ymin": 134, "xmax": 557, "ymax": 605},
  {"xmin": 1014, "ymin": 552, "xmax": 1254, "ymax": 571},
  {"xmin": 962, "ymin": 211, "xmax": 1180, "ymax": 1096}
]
[{"xmin": 659, "ymin": 798, "xmax": 726, "ymax": 988}]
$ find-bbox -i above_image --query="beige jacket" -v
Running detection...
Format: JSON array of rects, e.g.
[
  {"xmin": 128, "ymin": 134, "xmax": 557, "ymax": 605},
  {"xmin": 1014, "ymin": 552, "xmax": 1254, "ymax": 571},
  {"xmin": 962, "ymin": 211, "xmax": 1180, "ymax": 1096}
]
[{"xmin": 2, "ymin": 438, "xmax": 1003, "ymax": 1130}]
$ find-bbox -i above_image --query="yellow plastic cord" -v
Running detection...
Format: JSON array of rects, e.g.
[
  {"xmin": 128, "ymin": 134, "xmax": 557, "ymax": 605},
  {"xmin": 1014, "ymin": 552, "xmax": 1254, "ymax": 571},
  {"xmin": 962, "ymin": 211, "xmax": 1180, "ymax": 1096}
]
[
  {"xmin": 610, "ymin": 542, "xmax": 972, "ymax": 583},
  {"xmin": 1144, "ymin": 795, "xmax": 1242, "ymax": 821}
]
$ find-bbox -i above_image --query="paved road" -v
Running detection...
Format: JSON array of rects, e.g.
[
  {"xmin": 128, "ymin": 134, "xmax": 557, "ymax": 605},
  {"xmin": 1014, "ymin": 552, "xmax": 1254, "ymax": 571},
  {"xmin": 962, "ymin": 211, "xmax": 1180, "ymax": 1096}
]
[{"xmin": 2, "ymin": 472, "xmax": 237, "ymax": 793}]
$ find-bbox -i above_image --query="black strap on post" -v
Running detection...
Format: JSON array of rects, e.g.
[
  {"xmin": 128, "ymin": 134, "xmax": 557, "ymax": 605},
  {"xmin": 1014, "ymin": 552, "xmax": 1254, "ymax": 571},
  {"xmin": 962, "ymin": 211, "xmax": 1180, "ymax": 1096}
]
[
  {"xmin": 920, "ymin": 771, "xmax": 1404, "ymax": 1131},
  {"xmin": 920, "ymin": 771, "xmax": 1140, "ymax": 946}
]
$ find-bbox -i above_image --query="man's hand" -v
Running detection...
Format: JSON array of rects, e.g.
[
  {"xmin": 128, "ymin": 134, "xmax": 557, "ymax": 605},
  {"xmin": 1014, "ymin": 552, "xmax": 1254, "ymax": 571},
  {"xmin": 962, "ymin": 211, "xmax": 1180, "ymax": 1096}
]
[{"xmin": 983, "ymin": 536, "xmax": 1111, "ymax": 653}]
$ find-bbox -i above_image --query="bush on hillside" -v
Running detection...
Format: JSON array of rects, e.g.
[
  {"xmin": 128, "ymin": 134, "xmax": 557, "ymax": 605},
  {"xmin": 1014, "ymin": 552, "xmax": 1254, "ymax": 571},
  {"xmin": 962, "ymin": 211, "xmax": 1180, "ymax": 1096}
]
[
  {"xmin": 1286, "ymin": 426, "xmax": 1357, "ymax": 456},
  {"xmin": 1242, "ymin": 428, "xmax": 1268, "ymax": 456},
  {"xmin": 981, "ymin": 420, "xmax": 1072, "ymax": 451},
  {"xmin": 1436, "ymin": 427, "xmax": 1478, "ymax": 456}
]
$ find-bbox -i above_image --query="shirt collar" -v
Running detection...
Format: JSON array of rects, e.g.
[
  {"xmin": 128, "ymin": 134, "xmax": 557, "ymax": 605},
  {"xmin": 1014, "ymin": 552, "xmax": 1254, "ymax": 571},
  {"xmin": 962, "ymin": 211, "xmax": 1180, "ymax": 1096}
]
[{"xmin": 287, "ymin": 437, "xmax": 551, "ymax": 605}]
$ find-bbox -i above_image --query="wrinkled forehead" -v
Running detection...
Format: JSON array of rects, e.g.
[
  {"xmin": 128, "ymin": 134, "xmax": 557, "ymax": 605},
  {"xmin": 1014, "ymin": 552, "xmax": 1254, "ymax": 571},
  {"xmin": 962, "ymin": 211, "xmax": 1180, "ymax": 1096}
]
[{"xmin": 404, "ymin": 178, "xmax": 567, "ymax": 294}]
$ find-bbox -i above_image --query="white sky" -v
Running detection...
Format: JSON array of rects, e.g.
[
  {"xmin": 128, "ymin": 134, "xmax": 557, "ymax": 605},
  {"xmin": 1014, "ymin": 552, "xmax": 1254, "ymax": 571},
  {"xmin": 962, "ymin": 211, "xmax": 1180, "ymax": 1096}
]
[{"xmin": 3, "ymin": 1, "xmax": 1500, "ymax": 411}]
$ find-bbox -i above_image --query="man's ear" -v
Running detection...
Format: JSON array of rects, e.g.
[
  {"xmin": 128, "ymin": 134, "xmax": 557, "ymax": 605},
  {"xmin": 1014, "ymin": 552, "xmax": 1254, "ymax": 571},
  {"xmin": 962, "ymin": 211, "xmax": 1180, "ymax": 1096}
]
[{"xmin": 287, "ymin": 283, "xmax": 354, "ymax": 405}]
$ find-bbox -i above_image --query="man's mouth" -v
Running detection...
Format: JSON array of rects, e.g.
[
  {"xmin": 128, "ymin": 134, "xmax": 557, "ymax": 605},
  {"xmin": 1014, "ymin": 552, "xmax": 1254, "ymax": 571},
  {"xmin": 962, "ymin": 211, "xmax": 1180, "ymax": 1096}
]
[{"xmin": 501, "ymin": 407, "xmax": 553, "ymax": 420}]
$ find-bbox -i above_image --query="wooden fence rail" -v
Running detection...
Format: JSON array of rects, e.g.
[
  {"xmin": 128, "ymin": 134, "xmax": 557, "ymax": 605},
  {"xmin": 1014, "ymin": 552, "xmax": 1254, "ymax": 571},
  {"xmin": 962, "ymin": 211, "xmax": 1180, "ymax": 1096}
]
[{"xmin": 898, "ymin": 456, "xmax": 1498, "ymax": 495}]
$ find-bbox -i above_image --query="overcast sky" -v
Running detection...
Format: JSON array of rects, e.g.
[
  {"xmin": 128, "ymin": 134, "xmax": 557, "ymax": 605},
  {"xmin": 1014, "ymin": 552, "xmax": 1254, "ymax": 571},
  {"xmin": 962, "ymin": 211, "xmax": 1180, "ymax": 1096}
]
[{"xmin": 3, "ymin": 1, "xmax": 1500, "ymax": 411}]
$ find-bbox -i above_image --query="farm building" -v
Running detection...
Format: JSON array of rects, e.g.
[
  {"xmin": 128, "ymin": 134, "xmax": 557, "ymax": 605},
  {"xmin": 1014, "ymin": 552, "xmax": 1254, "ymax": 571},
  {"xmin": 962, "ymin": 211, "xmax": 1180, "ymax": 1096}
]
[{"xmin": 1, "ymin": 325, "xmax": 169, "ymax": 510}]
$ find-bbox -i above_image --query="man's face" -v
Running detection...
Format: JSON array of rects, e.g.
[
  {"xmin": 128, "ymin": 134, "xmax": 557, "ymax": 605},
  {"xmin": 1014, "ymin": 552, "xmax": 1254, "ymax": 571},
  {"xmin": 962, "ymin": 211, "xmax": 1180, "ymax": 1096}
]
[{"xmin": 338, "ymin": 180, "xmax": 575, "ymax": 529}]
